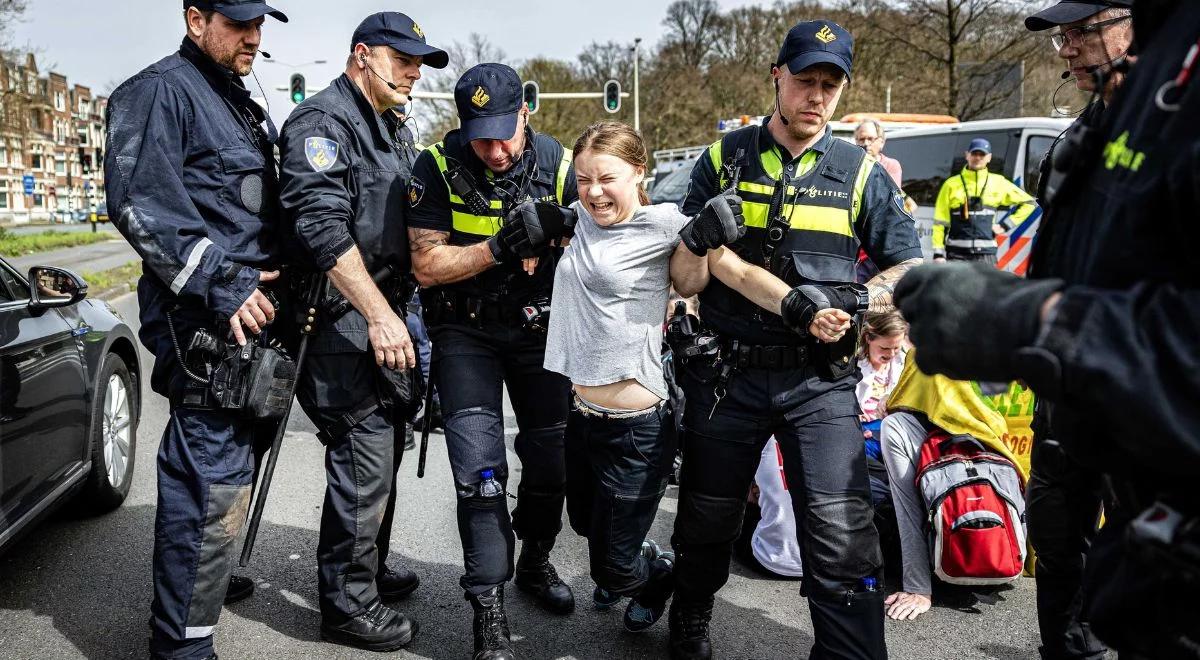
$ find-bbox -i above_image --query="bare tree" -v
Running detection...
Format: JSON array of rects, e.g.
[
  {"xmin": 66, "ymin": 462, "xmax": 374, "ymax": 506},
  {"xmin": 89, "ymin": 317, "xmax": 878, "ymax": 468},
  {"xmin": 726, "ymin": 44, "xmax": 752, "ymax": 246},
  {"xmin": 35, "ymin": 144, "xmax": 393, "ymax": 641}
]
[
  {"xmin": 852, "ymin": 0, "xmax": 1043, "ymax": 119},
  {"xmin": 661, "ymin": 0, "xmax": 721, "ymax": 68}
]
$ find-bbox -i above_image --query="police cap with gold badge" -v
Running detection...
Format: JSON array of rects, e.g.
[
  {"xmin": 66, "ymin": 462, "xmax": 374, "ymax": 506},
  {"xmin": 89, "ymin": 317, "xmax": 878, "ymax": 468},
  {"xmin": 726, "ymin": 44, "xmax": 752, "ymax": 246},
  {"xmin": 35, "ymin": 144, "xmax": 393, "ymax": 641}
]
[
  {"xmin": 454, "ymin": 63, "xmax": 523, "ymax": 143},
  {"xmin": 776, "ymin": 20, "xmax": 854, "ymax": 80},
  {"xmin": 351, "ymin": 11, "xmax": 448, "ymax": 68}
]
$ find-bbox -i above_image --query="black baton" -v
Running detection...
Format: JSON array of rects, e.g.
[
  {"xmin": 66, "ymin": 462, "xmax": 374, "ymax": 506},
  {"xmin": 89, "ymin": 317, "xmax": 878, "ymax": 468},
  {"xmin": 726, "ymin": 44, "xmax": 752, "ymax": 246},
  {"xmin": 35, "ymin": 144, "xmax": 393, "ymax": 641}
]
[
  {"xmin": 417, "ymin": 358, "xmax": 436, "ymax": 478},
  {"xmin": 239, "ymin": 275, "xmax": 328, "ymax": 567}
]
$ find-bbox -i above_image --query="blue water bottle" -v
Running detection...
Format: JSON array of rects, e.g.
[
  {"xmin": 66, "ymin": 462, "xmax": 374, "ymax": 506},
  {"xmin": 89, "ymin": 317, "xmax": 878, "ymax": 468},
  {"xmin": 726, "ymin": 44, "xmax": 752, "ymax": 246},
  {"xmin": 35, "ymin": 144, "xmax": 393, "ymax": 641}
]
[{"xmin": 479, "ymin": 469, "xmax": 503, "ymax": 498}]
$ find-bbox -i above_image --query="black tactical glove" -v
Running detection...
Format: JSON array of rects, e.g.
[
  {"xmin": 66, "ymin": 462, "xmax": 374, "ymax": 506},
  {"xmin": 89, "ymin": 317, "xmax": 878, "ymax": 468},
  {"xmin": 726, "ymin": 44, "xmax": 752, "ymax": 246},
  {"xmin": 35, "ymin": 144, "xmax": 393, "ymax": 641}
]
[
  {"xmin": 533, "ymin": 201, "xmax": 578, "ymax": 240},
  {"xmin": 894, "ymin": 263, "xmax": 1064, "ymax": 382},
  {"xmin": 487, "ymin": 200, "xmax": 550, "ymax": 263},
  {"xmin": 679, "ymin": 193, "xmax": 745, "ymax": 256},
  {"xmin": 780, "ymin": 283, "xmax": 869, "ymax": 335}
]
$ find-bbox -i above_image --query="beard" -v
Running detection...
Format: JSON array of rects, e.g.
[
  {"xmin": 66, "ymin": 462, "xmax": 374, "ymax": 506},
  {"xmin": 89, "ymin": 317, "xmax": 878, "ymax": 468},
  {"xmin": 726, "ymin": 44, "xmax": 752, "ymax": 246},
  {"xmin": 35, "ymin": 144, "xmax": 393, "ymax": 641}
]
[{"xmin": 200, "ymin": 31, "xmax": 253, "ymax": 76}]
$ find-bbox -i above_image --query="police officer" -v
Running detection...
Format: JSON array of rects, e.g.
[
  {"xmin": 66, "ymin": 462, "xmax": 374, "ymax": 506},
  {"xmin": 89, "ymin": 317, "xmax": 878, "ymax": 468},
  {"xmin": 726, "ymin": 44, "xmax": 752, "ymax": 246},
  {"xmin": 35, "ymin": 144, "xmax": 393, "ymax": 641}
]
[
  {"xmin": 406, "ymin": 63, "xmax": 577, "ymax": 660},
  {"xmin": 669, "ymin": 20, "xmax": 924, "ymax": 660},
  {"xmin": 277, "ymin": 12, "xmax": 446, "ymax": 652},
  {"xmin": 931, "ymin": 137, "xmax": 1036, "ymax": 263},
  {"xmin": 1024, "ymin": 3, "xmax": 1132, "ymax": 658},
  {"xmin": 896, "ymin": 1, "xmax": 1200, "ymax": 656},
  {"xmin": 104, "ymin": 2, "xmax": 288, "ymax": 658}
]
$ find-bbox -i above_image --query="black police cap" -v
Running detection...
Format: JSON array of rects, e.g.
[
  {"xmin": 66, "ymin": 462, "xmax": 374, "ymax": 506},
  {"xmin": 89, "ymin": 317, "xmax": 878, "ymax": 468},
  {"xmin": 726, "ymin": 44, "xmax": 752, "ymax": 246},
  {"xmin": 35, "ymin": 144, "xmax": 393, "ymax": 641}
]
[
  {"xmin": 351, "ymin": 12, "xmax": 448, "ymax": 69},
  {"xmin": 1025, "ymin": 0, "xmax": 1133, "ymax": 31},
  {"xmin": 454, "ymin": 63, "xmax": 523, "ymax": 142},
  {"xmin": 776, "ymin": 20, "xmax": 853, "ymax": 80},
  {"xmin": 184, "ymin": 0, "xmax": 288, "ymax": 23}
]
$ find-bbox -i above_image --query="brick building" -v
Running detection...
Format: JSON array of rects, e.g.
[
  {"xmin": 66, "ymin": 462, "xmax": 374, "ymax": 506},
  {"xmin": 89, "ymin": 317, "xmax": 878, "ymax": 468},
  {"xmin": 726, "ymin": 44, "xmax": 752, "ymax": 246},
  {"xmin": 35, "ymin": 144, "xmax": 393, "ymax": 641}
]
[{"xmin": 0, "ymin": 53, "xmax": 106, "ymax": 225}]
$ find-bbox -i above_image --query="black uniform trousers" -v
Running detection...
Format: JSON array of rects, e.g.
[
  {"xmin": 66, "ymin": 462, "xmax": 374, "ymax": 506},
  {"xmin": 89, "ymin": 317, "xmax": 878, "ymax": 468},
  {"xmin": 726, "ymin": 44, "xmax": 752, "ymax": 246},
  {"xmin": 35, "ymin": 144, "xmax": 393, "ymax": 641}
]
[
  {"xmin": 429, "ymin": 321, "xmax": 569, "ymax": 596},
  {"xmin": 946, "ymin": 251, "xmax": 998, "ymax": 265},
  {"xmin": 298, "ymin": 351, "xmax": 401, "ymax": 620},
  {"xmin": 1026, "ymin": 436, "xmax": 1108, "ymax": 660},
  {"xmin": 673, "ymin": 362, "xmax": 886, "ymax": 660}
]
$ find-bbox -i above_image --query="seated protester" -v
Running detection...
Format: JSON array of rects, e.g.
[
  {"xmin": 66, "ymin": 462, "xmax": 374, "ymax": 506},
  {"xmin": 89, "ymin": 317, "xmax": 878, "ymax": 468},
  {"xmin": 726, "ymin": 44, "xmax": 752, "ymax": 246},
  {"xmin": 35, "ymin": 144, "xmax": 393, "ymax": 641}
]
[
  {"xmin": 734, "ymin": 437, "xmax": 804, "ymax": 580},
  {"xmin": 857, "ymin": 310, "xmax": 909, "ymax": 501},
  {"xmin": 879, "ymin": 352, "xmax": 1026, "ymax": 621},
  {"xmin": 548, "ymin": 121, "xmax": 795, "ymax": 633}
]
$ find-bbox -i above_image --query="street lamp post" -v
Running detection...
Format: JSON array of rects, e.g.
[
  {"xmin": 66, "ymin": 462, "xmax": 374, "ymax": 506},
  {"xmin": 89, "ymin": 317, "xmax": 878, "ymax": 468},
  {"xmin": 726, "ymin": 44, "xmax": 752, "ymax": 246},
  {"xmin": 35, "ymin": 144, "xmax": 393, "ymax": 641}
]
[{"xmin": 631, "ymin": 37, "xmax": 642, "ymax": 132}]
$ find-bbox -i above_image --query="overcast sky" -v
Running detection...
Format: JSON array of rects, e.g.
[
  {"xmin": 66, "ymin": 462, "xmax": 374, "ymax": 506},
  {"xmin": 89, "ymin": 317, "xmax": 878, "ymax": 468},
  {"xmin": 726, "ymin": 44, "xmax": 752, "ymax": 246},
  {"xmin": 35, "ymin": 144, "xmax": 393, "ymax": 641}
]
[{"xmin": 15, "ymin": 0, "xmax": 762, "ymax": 126}]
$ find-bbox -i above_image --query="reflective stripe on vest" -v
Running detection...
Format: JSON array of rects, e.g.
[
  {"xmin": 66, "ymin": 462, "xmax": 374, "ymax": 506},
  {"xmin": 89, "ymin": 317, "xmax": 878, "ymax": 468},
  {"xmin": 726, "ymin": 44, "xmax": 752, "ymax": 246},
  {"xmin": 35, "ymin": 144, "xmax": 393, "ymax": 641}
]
[
  {"xmin": 709, "ymin": 131, "xmax": 872, "ymax": 242},
  {"xmin": 429, "ymin": 142, "xmax": 571, "ymax": 240}
]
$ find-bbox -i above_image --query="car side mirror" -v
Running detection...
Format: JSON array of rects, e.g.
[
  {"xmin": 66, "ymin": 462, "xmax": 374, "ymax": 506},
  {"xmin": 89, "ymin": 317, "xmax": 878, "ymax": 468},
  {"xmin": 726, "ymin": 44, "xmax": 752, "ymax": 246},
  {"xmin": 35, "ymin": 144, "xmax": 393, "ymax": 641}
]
[{"xmin": 28, "ymin": 265, "xmax": 88, "ymax": 309}]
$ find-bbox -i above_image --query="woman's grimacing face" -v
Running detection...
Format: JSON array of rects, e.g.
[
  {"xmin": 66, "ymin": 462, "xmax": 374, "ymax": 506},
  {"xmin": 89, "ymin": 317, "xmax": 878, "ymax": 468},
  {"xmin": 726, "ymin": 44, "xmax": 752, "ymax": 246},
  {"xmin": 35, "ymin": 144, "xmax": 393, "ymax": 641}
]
[
  {"xmin": 867, "ymin": 332, "xmax": 906, "ymax": 368},
  {"xmin": 574, "ymin": 148, "xmax": 645, "ymax": 226}
]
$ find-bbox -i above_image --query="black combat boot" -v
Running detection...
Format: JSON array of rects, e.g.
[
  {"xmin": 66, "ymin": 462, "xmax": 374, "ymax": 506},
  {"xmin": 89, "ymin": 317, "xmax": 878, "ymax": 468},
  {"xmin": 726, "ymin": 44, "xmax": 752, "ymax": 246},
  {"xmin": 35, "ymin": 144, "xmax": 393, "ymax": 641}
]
[
  {"xmin": 514, "ymin": 539, "xmax": 575, "ymax": 614},
  {"xmin": 320, "ymin": 599, "xmax": 419, "ymax": 652},
  {"xmin": 377, "ymin": 564, "xmax": 420, "ymax": 601},
  {"xmin": 668, "ymin": 596, "xmax": 714, "ymax": 660},
  {"xmin": 224, "ymin": 574, "xmax": 254, "ymax": 604},
  {"xmin": 469, "ymin": 586, "xmax": 515, "ymax": 660}
]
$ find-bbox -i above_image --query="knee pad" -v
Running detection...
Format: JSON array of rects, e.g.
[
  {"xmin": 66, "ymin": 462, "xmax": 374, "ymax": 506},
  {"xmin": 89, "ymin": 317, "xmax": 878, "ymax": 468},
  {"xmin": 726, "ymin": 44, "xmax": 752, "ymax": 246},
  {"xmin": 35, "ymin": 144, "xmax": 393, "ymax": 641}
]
[
  {"xmin": 675, "ymin": 490, "xmax": 746, "ymax": 547},
  {"xmin": 444, "ymin": 407, "xmax": 508, "ymax": 498},
  {"xmin": 803, "ymin": 494, "xmax": 882, "ymax": 599}
]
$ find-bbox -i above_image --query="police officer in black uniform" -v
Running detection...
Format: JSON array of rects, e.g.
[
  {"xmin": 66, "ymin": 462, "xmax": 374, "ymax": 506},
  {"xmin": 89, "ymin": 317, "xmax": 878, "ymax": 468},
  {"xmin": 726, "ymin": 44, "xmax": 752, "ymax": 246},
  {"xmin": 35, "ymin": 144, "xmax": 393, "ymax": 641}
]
[
  {"xmin": 277, "ymin": 12, "xmax": 446, "ymax": 652},
  {"xmin": 406, "ymin": 63, "xmax": 577, "ymax": 660},
  {"xmin": 104, "ymin": 2, "xmax": 288, "ymax": 658},
  {"xmin": 1023, "ymin": 3, "xmax": 1132, "ymax": 658},
  {"xmin": 896, "ymin": 2, "xmax": 1200, "ymax": 656},
  {"xmin": 668, "ymin": 20, "xmax": 923, "ymax": 660}
]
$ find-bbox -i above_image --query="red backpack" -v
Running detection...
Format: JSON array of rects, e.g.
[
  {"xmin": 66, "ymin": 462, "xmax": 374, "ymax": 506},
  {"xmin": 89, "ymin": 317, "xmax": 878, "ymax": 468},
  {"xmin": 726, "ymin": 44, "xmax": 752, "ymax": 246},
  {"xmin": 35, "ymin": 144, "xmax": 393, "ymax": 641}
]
[{"xmin": 916, "ymin": 430, "xmax": 1027, "ymax": 585}]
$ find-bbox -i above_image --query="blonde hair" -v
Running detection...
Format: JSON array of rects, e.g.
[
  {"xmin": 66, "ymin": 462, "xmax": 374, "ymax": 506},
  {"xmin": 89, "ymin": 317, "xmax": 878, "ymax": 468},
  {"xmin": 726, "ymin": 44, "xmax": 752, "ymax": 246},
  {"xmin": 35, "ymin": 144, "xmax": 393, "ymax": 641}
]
[
  {"xmin": 572, "ymin": 121, "xmax": 650, "ymax": 205},
  {"xmin": 857, "ymin": 310, "xmax": 908, "ymax": 359}
]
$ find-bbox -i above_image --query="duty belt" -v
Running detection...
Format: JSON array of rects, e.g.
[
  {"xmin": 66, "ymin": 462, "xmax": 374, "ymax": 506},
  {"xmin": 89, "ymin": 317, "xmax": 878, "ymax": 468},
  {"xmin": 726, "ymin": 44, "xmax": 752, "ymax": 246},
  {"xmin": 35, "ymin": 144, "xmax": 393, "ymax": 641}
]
[
  {"xmin": 428, "ymin": 290, "xmax": 524, "ymax": 327},
  {"xmin": 723, "ymin": 340, "xmax": 810, "ymax": 371}
]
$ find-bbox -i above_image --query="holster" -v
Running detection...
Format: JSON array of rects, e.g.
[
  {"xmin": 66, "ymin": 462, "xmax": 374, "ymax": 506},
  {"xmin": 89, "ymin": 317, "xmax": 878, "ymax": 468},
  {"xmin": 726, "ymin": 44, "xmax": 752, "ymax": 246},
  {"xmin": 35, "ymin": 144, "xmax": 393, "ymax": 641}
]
[{"xmin": 210, "ymin": 340, "xmax": 297, "ymax": 421}]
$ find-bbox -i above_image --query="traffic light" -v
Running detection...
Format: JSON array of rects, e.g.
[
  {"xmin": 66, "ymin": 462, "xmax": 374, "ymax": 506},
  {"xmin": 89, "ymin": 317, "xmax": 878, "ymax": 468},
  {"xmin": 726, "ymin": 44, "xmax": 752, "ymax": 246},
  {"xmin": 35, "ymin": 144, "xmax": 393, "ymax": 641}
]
[
  {"xmin": 289, "ymin": 73, "xmax": 306, "ymax": 104},
  {"xmin": 523, "ymin": 81, "xmax": 540, "ymax": 114},
  {"xmin": 603, "ymin": 79, "xmax": 621, "ymax": 114}
]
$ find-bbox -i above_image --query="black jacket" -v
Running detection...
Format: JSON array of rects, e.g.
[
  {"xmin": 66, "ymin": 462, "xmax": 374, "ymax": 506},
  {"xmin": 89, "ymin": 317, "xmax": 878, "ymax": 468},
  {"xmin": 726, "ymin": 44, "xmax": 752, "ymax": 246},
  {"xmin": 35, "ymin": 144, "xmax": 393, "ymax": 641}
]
[
  {"xmin": 278, "ymin": 74, "xmax": 419, "ymax": 354},
  {"xmin": 1025, "ymin": 3, "xmax": 1200, "ymax": 499}
]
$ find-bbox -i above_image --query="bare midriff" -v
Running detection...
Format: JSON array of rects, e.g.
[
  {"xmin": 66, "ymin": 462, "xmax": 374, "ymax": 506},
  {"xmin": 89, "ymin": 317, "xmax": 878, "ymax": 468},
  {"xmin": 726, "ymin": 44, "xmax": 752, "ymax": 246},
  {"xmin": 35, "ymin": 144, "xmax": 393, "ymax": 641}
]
[{"xmin": 574, "ymin": 378, "xmax": 662, "ymax": 411}]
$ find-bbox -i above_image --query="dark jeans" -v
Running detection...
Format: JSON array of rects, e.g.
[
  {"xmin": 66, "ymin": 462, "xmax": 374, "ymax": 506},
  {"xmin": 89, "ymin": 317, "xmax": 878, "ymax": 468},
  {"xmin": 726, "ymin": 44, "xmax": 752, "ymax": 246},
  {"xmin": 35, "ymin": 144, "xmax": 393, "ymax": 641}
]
[
  {"xmin": 565, "ymin": 402, "xmax": 676, "ymax": 596},
  {"xmin": 430, "ymin": 322, "xmax": 569, "ymax": 596},
  {"xmin": 673, "ymin": 363, "xmax": 886, "ymax": 660},
  {"xmin": 150, "ymin": 407, "xmax": 256, "ymax": 660},
  {"xmin": 1027, "ymin": 436, "xmax": 1108, "ymax": 660}
]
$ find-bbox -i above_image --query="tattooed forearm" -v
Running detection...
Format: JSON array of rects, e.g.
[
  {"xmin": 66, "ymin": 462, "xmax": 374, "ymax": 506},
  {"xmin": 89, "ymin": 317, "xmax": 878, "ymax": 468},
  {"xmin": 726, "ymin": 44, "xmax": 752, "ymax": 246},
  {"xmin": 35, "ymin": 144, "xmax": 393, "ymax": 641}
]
[
  {"xmin": 866, "ymin": 258, "xmax": 922, "ymax": 312},
  {"xmin": 408, "ymin": 228, "xmax": 497, "ymax": 286}
]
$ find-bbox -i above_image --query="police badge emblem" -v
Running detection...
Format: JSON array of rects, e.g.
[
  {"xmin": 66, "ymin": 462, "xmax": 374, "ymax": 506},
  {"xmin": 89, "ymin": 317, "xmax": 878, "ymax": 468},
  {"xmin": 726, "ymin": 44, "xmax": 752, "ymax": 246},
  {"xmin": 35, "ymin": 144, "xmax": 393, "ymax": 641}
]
[
  {"xmin": 408, "ymin": 177, "xmax": 425, "ymax": 208},
  {"xmin": 305, "ymin": 137, "xmax": 339, "ymax": 172}
]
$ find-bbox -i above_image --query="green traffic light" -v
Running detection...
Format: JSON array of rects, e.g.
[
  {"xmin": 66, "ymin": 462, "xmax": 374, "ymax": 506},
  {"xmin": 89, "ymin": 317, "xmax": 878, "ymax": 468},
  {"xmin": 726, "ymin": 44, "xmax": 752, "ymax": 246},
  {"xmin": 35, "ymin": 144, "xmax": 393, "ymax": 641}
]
[{"xmin": 292, "ymin": 92, "xmax": 305, "ymax": 103}]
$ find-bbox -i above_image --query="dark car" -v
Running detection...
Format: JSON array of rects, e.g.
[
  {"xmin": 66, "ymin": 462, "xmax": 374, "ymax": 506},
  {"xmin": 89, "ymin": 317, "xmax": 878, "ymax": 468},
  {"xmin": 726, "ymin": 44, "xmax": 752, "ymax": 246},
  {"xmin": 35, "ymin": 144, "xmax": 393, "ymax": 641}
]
[
  {"xmin": 0, "ymin": 257, "xmax": 141, "ymax": 555},
  {"xmin": 649, "ymin": 162, "xmax": 696, "ymax": 208}
]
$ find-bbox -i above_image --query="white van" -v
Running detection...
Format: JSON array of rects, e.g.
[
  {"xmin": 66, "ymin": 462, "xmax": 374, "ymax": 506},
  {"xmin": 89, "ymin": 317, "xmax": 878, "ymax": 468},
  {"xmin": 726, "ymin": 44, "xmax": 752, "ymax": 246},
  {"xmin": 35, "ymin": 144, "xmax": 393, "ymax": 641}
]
[{"xmin": 884, "ymin": 117, "xmax": 1072, "ymax": 272}]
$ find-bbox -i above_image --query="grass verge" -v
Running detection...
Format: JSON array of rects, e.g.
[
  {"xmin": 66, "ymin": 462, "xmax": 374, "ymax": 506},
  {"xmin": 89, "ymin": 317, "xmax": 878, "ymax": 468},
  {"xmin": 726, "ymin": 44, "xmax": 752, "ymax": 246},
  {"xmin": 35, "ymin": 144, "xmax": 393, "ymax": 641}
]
[
  {"xmin": 80, "ymin": 260, "xmax": 141, "ymax": 299},
  {"xmin": 0, "ymin": 228, "xmax": 118, "ymax": 257}
]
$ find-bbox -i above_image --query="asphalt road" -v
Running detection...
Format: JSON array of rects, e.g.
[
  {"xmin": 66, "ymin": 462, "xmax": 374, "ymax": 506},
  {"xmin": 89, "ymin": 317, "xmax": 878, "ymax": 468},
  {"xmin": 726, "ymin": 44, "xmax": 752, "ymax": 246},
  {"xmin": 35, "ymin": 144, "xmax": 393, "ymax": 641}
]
[
  {"xmin": 8, "ymin": 235, "xmax": 137, "ymax": 275},
  {"xmin": 0, "ymin": 292, "xmax": 1045, "ymax": 660}
]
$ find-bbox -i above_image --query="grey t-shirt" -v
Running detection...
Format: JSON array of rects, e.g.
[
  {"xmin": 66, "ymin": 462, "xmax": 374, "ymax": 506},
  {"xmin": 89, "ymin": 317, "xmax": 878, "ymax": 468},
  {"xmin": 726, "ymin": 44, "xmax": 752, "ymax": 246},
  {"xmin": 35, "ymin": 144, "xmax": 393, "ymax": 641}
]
[{"xmin": 544, "ymin": 201, "xmax": 689, "ymax": 400}]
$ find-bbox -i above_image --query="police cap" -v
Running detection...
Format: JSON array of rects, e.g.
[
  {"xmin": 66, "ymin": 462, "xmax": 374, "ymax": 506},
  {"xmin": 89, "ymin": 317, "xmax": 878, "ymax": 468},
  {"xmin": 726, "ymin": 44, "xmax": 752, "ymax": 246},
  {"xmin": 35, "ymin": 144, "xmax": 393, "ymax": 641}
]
[
  {"xmin": 776, "ymin": 20, "xmax": 853, "ymax": 80},
  {"xmin": 1025, "ymin": 0, "xmax": 1133, "ymax": 31},
  {"xmin": 351, "ymin": 12, "xmax": 448, "ymax": 69},
  {"xmin": 184, "ymin": 0, "xmax": 288, "ymax": 23},
  {"xmin": 968, "ymin": 138, "xmax": 992, "ymax": 154},
  {"xmin": 454, "ymin": 63, "xmax": 523, "ymax": 143}
]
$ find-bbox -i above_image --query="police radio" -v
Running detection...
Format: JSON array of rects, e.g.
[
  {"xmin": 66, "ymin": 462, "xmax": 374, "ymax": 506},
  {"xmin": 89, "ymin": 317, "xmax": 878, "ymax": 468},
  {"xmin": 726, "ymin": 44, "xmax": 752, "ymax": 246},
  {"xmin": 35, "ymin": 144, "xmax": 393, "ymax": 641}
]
[{"xmin": 446, "ymin": 166, "xmax": 491, "ymax": 215}]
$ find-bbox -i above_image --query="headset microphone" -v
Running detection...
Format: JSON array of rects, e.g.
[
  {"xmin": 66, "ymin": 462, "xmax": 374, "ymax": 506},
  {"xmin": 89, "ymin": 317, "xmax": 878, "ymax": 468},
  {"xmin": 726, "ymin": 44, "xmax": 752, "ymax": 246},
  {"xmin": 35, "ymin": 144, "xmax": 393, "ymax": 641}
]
[
  {"xmin": 1061, "ymin": 70, "xmax": 1071, "ymax": 80},
  {"xmin": 260, "ymin": 50, "xmax": 271, "ymax": 59},
  {"xmin": 775, "ymin": 79, "xmax": 789, "ymax": 126},
  {"xmin": 361, "ymin": 55, "xmax": 399, "ymax": 91}
]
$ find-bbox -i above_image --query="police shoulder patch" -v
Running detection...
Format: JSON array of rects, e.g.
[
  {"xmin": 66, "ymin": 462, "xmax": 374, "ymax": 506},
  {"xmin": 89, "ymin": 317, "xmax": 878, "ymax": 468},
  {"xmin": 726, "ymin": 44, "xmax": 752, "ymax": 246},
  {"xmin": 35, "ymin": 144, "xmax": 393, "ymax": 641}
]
[
  {"xmin": 408, "ymin": 177, "xmax": 425, "ymax": 208},
  {"xmin": 893, "ymin": 190, "xmax": 912, "ymax": 218},
  {"xmin": 304, "ymin": 137, "xmax": 339, "ymax": 172}
]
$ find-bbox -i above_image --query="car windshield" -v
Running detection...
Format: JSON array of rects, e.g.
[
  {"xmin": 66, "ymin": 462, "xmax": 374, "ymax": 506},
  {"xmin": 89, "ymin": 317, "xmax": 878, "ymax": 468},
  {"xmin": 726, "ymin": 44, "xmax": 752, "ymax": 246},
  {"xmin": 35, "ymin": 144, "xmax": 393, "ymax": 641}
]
[{"xmin": 650, "ymin": 164, "xmax": 695, "ymax": 207}]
